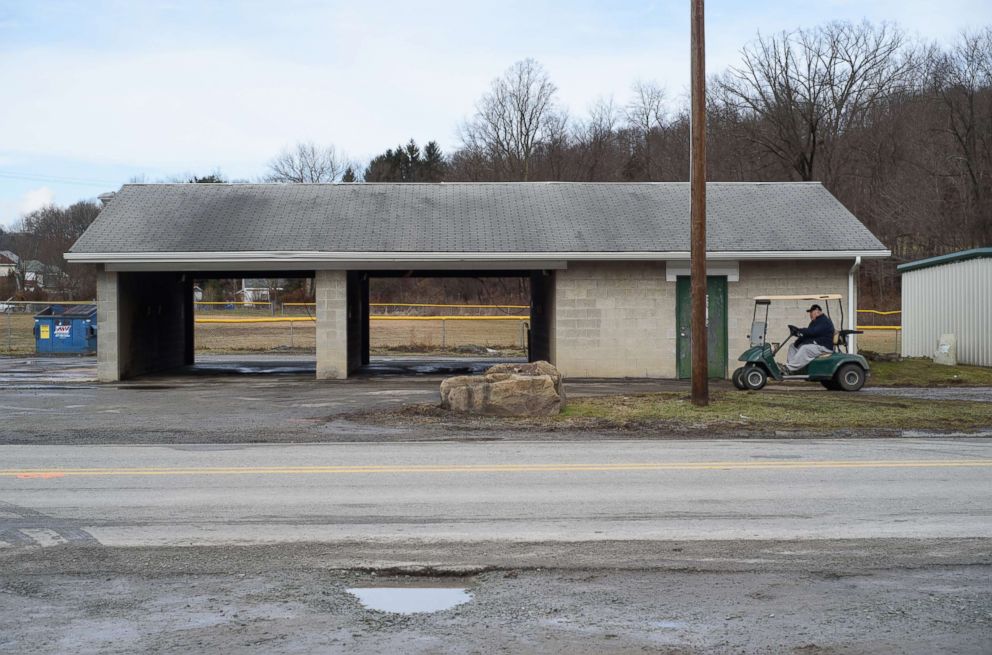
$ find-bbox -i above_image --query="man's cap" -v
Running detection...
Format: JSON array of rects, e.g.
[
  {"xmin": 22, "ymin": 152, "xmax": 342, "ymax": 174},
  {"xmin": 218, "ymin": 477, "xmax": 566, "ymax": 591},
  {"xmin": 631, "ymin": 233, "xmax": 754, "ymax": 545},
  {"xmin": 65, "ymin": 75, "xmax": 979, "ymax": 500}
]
[{"xmin": 806, "ymin": 304, "xmax": 822, "ymax": 312}]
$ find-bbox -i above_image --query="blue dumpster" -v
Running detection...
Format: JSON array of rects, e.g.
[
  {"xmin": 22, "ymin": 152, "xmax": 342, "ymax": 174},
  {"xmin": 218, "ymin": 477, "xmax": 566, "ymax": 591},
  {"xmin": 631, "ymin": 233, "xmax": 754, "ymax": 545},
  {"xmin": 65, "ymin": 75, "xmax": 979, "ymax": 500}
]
[{"xmin": 34, "ymin": 304, "xmax": 97, "ymax": 354}]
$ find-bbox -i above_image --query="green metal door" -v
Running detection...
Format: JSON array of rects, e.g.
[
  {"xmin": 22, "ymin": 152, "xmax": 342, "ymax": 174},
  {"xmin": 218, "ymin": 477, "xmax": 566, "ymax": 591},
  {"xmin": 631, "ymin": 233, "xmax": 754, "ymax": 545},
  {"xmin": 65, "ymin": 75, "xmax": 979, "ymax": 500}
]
[{"xmin": 676, "ymin": 276, "xmax": 728, "ymax": 379}]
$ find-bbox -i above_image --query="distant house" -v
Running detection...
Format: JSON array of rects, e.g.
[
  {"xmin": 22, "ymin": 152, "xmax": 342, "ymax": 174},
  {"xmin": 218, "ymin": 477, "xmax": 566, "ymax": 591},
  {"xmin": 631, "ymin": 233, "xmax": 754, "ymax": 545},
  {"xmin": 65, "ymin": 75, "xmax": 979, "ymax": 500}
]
[
  {"xmin": 0, "ymin": 250, "xmax": 18, "ymax": 278},
  {"xmin": 237, "ymin": 278, "xmax": 284, "ymax": 306},
  {"xmin": 24, "ymin": 260, "xmax": 64, "ymax": 290}
]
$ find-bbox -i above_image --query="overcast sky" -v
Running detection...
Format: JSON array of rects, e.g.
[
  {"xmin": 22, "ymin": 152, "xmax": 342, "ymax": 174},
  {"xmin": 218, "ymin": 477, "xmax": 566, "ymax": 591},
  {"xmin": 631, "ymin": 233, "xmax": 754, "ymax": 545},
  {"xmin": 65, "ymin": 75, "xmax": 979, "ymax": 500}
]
[{"xmin": 1, "ymin": 0, "xmax": 990, "ymax": 228}]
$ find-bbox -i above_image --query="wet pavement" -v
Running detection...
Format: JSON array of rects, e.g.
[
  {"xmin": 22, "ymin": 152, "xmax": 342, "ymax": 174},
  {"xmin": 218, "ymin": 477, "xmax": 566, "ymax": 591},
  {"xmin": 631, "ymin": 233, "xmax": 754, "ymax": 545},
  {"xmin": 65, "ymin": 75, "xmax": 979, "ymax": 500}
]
[
  {"xmin": 0, "ymin": 354, "xmax": 529, "ymax": 385},
  {"xmin": 0, "ymin": 355, "xmax": 97, "ymax": 385}
]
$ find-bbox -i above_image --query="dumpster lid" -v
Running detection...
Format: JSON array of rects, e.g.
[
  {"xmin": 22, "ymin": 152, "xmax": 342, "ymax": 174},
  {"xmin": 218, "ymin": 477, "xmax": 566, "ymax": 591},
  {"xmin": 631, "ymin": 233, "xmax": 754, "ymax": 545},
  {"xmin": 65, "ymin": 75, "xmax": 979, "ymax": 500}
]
[{"xmin": 34, "ymin": 304, "xmax": 97, "ymax": 318}]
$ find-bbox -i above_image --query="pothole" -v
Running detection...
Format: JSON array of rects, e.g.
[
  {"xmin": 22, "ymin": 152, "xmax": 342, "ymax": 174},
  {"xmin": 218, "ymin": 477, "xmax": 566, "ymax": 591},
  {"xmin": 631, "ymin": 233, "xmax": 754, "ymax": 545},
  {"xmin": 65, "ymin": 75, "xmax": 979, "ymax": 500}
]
[{"xmin": 347, "ymin": 584, "xmax": 473, "ymax": 614}]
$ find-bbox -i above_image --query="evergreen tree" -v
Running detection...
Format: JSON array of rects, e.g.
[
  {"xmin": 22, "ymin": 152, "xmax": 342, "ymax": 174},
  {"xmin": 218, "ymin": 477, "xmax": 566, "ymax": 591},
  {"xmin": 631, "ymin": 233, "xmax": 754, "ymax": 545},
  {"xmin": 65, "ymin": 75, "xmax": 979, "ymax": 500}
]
[
  {"xmin": 421, "ymin": 141, "xmax": 448, "ymax": 182},
  {"xmin": 363, "ymin": 139, "xmax": 447, "ymax": 182},
  {"xmin": 341, "ymin": 166, "xmax": 357, "ymax": 182},
  {"xmin": 187, "ymin": 173, "xmax": 226, "ymax": 183}
]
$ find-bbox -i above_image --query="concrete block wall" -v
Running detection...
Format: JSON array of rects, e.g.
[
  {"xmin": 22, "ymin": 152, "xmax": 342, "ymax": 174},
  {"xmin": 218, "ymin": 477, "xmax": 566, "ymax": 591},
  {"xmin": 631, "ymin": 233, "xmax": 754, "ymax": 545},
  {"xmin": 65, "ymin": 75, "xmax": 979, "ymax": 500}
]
[
  {"xmin": 96, "ymin": 268, "xmax": 120, "ymax": 382},
  {"xmin": 315, "ymin": 270, "xmax": 349, "ymax": 380},
  {"xmin": 552, "ymin": 259, "xmax": 853, "ymax": 379},
  {"xmin": 553, "ymin": 261, "xmax": 675, "ymax": 378},
  {"xmin": 728, "ymin": 260, "xmax": 852, "ymax": 371}
]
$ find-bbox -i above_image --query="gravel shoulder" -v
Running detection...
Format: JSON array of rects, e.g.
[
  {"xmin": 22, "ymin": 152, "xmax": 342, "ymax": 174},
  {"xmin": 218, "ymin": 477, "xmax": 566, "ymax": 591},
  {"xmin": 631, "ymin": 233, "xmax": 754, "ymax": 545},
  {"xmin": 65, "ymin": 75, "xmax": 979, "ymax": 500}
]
[{"xmin": 2, "ymin": 539, "xmax": 989, "ymax": 654}]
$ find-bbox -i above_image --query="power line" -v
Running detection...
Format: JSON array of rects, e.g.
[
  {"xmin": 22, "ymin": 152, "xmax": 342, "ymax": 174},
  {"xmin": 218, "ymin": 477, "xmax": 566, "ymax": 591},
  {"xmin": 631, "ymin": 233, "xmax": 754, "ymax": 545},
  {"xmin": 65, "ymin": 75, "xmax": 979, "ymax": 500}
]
[{"xmin": 0, "ymin": 171, "xmax": 119, "ymax": 188}]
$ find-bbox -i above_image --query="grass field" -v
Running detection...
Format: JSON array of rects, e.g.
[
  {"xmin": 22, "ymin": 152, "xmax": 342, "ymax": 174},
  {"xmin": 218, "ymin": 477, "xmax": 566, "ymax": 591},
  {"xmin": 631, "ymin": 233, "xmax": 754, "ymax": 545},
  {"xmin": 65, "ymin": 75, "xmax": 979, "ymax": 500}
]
[
  {"xmin": 559, "ymin": 390, "xmax": 992, "ymax": 431},
  {"xmin": 857, "ymin": 330, "xmax": 901, "ymax": 354},
  {"xmin": 195, "ymin": 318, "xmax": 528, "ymax": 353},
  {"xmin": 0, "ymin": 314, "xmax": 36, "ymax": 354},
  {"xmin": 3, "ymin": 312, "xmax": 902, "ymax": 356},
  {"xmin": 1, "ymin": 313, "xmax": 529, "ymax": 355}
]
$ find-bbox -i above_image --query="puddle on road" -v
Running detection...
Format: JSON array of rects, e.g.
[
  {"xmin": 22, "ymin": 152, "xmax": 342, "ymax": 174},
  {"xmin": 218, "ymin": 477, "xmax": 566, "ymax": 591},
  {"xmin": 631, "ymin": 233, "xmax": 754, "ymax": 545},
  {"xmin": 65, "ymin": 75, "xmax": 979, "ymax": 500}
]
[{"xmin": 347, "ymin": 586, "xmax": 472, "ymax": 614}]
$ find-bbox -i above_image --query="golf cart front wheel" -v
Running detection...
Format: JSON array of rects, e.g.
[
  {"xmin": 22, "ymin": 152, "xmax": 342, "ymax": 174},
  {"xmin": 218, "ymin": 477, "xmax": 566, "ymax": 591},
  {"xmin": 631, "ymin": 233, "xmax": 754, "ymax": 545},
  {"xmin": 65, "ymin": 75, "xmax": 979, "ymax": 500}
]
[
  {"xmin": 835, "ymin": 364, "xmax": 866, "ymax": 392},
  {"xmin": 743, "ymin": 366, "xmax": 768, "ymax": 391},
  {"xmin": 820, "ymin": 379, "xmax": 841, "ymax": 391},
  {"xmin": 732, "ymin": 367, "xmax": 747, "ymax": 390}
]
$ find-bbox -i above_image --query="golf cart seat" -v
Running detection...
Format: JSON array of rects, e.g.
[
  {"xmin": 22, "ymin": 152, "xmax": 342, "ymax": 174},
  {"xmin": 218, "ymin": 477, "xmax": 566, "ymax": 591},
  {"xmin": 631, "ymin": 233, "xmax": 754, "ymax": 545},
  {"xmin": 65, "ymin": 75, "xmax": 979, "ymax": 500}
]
[{"xmin": 834, "ymin": 329, "xmax": 863, "ymax": 353}]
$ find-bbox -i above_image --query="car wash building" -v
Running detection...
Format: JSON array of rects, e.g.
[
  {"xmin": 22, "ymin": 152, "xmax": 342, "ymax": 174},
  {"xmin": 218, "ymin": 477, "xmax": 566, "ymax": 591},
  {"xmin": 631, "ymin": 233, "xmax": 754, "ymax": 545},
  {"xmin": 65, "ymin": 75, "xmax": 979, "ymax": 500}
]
[{"xmin": 65, "ymin": 182, "xmax": 890, "ymax": 382}]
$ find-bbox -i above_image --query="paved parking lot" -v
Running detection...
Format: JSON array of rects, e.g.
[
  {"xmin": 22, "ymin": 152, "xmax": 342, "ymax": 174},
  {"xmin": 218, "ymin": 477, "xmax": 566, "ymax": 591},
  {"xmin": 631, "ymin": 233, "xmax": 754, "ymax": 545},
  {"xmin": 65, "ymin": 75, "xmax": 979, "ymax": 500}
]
[
  {"xmin": 2, "ymin": 354, "xmax": 989, "ymax": 446},
  {"xmin": 0, "ymin": 355, "xmax": 693, "ymax": 445}
]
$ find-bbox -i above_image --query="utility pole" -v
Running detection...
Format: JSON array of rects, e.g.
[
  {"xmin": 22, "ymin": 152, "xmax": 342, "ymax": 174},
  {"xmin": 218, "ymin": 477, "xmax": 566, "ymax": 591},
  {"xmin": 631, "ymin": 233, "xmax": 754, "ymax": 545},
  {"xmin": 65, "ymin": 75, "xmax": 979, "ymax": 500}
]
[{"xmin": 690, "ymin": 0, "xmax": 709, "ymax": 406}]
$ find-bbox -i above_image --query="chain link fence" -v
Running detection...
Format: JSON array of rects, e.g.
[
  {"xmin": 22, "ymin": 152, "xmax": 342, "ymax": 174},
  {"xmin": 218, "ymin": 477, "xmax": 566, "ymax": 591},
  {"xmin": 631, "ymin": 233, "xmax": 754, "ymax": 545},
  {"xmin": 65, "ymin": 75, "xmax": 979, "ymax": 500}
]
[{"xmin": 3, "ymin": 300, "xmax": 901, "ymax": 357}]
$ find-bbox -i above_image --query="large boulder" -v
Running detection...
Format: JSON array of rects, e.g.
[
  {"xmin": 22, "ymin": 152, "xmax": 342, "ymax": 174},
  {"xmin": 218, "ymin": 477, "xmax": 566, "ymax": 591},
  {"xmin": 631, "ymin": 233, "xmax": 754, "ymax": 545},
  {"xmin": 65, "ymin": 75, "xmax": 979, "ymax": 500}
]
[{"xmin": 440, "ymin": 361, "xmax": 564, "ymax": 416}]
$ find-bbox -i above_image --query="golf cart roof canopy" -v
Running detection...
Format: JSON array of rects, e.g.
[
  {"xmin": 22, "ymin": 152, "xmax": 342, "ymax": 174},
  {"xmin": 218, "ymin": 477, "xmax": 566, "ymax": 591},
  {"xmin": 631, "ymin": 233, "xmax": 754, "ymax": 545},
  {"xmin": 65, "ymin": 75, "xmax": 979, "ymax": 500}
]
[{"xmin": 753, "ymin": 294, "xmax": 842, "ymax": 301}]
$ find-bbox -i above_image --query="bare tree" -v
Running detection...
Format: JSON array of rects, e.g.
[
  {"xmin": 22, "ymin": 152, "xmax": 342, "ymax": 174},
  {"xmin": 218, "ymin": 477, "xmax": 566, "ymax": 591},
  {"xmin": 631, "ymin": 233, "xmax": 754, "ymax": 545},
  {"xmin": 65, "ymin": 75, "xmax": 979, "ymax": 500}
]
[
  {"xmin": 624, "ymin": 81, "xmax": 667, "ymax": 134},
  {"xmin": 623, "ymin": 81, "xmax": 668, "ymax": 180},
  {"xmin": 266, "ymin": 142, "xmax": 346, "ymax": 183},
  {"xmin": 927, "ymin": 28, "xmax": 992, "ymax": 245},
  {"xmin": 717, "ymin": 21, "xmax": 913, "ymax": 185},
  {"xmin": 15, "ymin": 201, "xmax": 101, "ymax": 298},
  {"xmin": 460, "ymin": 59, "xmax": 564, "ymax": 180}
]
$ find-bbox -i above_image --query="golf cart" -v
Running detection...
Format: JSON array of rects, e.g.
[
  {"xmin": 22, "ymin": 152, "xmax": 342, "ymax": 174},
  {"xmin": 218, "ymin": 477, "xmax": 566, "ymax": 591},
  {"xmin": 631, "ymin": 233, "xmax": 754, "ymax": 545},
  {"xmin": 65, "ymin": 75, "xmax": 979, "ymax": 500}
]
[{"xmin": 732, "ymin": 294, "xmax": 868, "ymax": 392}]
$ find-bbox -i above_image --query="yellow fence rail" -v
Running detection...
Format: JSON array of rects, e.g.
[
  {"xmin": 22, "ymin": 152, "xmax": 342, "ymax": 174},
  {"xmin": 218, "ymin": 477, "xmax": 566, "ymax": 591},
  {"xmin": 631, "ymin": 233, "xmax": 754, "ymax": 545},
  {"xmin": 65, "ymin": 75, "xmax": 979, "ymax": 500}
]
[
  {"xmin": 280, "ymin": 302, "xmax": 530, "ymax": 309},
  {"xmin": 195, "ymin": 315, "xmax": 529, "ymax": 324},
  {"xmin": 0, "ymin": 300, "xmax": 95, "ymax": 306},
  {"xmin": 857, "ymin": 309, "xmax": 901, "ymax": 316}
]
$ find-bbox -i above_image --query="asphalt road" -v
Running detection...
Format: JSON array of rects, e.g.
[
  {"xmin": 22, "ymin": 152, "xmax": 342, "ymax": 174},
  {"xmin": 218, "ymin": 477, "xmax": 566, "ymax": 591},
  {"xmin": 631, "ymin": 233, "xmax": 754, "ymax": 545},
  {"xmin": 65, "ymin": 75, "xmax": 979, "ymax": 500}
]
[{"xmin": 2, "ymin": 437, "xmax": 990, "ymax": 548}]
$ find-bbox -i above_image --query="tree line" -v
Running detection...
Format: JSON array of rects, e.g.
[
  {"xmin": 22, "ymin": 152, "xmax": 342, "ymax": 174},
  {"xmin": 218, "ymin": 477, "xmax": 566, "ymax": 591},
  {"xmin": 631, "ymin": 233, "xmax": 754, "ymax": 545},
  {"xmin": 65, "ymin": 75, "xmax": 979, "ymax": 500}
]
[
  {"xmin": 263, "ymin": 22, "xmax": 991, "ymax": 306},
  {"xmin": 4, "ymin": 20, "xmax": 989, "ymax": 306}
]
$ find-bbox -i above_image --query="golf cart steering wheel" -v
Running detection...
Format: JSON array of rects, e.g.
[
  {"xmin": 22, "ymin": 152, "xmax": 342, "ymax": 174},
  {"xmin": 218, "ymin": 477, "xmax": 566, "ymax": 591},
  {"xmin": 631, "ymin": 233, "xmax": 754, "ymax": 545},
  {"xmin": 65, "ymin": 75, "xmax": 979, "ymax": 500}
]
[{"xmin": 787, "ymin": 324, "xmax": 801, "ymax": 337}]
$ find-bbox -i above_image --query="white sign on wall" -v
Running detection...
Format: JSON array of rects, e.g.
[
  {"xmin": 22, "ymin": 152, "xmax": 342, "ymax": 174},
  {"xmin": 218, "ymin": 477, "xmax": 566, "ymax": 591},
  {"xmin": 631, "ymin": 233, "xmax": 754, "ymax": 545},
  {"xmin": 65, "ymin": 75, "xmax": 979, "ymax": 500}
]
[{"xmin": 665, "ymin": 260, "xmax": 740, "ymax": 282}]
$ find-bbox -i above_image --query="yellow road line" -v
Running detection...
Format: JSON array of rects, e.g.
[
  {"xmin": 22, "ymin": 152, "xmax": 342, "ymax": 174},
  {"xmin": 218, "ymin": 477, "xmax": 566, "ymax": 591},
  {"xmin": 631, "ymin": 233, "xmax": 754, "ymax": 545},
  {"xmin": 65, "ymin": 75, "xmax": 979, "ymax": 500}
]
[{"xmin": 3, "ymin": 460, "xmax": 991, "ymax": 478}]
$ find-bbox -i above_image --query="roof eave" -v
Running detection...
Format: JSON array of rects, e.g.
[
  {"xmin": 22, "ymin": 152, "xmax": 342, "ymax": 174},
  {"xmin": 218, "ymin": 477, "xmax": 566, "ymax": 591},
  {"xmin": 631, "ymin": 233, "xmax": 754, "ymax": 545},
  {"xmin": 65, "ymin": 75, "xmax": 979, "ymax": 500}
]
[{"xmin": 65, "ymin": 249, "xmax": 892, "ymax": 267}]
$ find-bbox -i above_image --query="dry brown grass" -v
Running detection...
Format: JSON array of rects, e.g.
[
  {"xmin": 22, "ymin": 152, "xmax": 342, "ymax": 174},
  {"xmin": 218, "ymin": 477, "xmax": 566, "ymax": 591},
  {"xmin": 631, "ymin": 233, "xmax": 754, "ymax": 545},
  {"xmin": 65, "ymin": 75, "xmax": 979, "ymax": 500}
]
[
  {"xmin": 858, "ymin": 330, "xmax": 901, "ymax": 354},
  {"xmin": 0, "ymin": 314, "xmax": 35, "ymax": 354},
  {"xmin": 2, "ymin": 310, "xmax": 904, "ymax": 358},
  {"xmin": 195, "ymin": 318, "xmax": 527, "ymax": 352},
  {"xmin": 1, "ymin": 313, "xmax": 527, "ymax": 355}
]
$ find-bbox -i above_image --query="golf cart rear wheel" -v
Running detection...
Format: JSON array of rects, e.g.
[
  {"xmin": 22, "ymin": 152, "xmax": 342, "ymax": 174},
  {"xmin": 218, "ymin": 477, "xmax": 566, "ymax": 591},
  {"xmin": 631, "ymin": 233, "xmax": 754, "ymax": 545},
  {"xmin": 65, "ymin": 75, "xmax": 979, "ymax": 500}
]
[
  {"xmin": 835, "ymin": 364, "xmax": 866, "ymax": 392},
  {"xmin": 743, "ymin": 366, "xmax": 767, "ymax": 391},
  {"xmin": 732, "ymin": 367, "xmax": 747, "ymax": 390}
]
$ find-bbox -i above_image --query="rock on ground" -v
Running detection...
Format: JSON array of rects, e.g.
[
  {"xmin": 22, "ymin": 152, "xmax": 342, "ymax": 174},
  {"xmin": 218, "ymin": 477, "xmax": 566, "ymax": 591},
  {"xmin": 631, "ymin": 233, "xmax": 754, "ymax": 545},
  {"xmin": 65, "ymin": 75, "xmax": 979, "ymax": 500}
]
[{"xmin": 440, "ymin": 360, "xmax": 564, "ymax": 416}]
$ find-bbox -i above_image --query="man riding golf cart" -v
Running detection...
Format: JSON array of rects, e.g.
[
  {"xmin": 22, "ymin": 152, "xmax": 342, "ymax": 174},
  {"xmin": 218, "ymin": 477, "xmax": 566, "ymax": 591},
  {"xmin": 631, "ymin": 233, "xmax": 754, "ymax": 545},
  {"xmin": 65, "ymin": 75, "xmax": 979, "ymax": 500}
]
[
  {"xmin": 784, "ymin": 303, "xmax": 834, "ymax": 374},
  {"xmin": 732, "ymin": 294, "xmax": 869, "ymax": 392}
]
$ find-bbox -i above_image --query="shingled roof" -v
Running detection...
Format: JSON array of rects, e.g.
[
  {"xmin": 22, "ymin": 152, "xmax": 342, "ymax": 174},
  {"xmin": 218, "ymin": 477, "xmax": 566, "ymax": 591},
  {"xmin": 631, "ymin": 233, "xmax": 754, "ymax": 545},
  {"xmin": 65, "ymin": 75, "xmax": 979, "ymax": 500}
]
[{"xmin": 67, "ymin": 182, "xmax": 888, "ymax": 263}]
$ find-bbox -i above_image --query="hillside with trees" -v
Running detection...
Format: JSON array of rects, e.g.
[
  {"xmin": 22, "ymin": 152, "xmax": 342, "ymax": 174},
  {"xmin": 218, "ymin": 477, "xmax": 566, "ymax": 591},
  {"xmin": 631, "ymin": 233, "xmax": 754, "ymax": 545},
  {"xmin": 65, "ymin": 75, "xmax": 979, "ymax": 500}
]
[{"xmin": 6, "ymin": 20, "xmax": 988, "ymax": 308}]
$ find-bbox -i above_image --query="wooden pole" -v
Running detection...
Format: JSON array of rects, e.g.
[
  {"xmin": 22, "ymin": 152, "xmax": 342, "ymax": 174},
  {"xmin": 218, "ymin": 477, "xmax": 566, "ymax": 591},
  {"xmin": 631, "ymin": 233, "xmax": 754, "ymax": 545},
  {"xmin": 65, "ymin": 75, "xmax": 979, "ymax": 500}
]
[{"xmin": 690, "ymin": 0, "xmax": 709, "ymax": 406}]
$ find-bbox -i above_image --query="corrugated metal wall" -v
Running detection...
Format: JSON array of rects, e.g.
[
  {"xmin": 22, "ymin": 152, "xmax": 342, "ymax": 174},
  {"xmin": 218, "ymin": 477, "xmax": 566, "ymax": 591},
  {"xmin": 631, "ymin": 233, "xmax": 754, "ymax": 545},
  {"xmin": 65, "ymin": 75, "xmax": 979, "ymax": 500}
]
[{"xmin": 901, "ymin": 258, "xmax": 992, "ymax": 366}]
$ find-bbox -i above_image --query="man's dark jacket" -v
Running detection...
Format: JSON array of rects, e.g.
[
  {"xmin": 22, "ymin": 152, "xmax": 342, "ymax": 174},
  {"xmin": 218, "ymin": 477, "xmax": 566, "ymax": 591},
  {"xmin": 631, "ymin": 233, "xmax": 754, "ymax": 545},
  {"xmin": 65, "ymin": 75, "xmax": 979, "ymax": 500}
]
[{"xmin": 797, "ymin": 314, "xmax": 835, "ymax": 350}]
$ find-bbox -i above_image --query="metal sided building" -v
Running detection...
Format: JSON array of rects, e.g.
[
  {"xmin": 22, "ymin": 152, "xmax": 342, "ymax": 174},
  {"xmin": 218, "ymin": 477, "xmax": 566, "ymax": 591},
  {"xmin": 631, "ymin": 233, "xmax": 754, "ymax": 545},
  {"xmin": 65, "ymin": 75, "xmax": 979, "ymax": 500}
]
[
  {"xmin": 899, "ymin": 248, "xmax": 992, "ymax": 367},
  {"xmin": 65, "ymin": 182, "xmax": 890, "ymax": 382}
]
